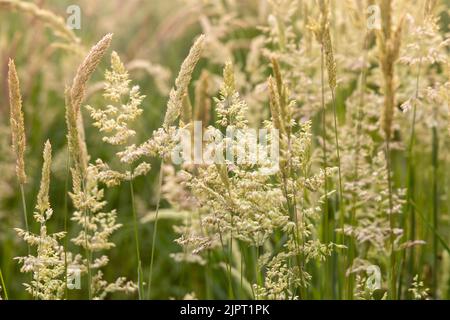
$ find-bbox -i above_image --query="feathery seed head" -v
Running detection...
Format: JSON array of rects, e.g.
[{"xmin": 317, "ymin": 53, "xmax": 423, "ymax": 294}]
[
  {"xmin": 164, "ymin": 34, "xmax": 205, "ymax": 129},
  {"xmin": 67, "ymin": 34, "xmax": 112, "ymax": 174},
  {"xmin": 71, "ymin": 33, "xmax": 113, "ymax": 115},
  {"xmin": 194, "ymin": 70, "xmax": 211, "ymax": 127},
  {"xmin": 36, "ymin": 140, "xmax": 52, "ymax": 214},
  {"xmin": 268, "ymin": 76, "xmax": 283, "ymax": 132},
  {"xmin": 221, "ymin": 60, "xmax": 235, "ymax": 98},
  {"xmin": 8, "ymin": 58, "xmax": 27, "ymax": 185}
]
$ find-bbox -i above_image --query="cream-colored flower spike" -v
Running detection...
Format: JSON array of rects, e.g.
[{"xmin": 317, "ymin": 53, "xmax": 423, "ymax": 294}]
[{"xmin": 36, "ymin": 140, "xmax": 52, "ymax": 216}]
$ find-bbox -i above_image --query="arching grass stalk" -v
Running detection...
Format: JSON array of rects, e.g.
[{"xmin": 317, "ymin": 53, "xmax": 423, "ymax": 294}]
[
  {"xmin": 0, "ymin": 268, "xmax": 8, "ymax": 300},
  {"xmin": 130, "ymin": 177, "xmax": 144, "ymax": 299},
  {"xmin": 146, "ymin": 160, "xmax": 164, "ymax": 299}
]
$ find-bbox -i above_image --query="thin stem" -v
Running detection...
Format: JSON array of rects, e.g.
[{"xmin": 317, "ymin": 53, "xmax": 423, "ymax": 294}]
[
  {"xmin": 19, "ymin": 183, "xmax": 30, "ymax": 254},
  {"xmin": 347, "ymin": 35, "xmax": 368, "ymax": 299},
  {"xmin": 130, "ymin": 178, "xmax": 144, "ymax": 300},
  {"xmin": 431, "ymin": 123, "xmax": 439, "ymax": 298},
  {"xmin": 79, "ymin": 172, "xmax": 92, "ymax": 300},
  {"xmin": 330, "ymin": 91, "xmax": 344, "ymax": 237},
  {"xmin": 216, "ymin": 219, "xmax": 233, "ymax": 299},
  {"xmin": 146, "ymin": 160, "xmax": 164, "ymax": 299},
  {"xmin": 385, "ymin": 139, "xmax": 397, "ymax": 300},
  {"xmin": 331, "ymin": 88, "xmax": 345, "ymax": 299},
  {"xmin": 0, "ymin": 268, "xmax": 8, "ymax": 300},
  {"xmin": 405, "ymin": 59, "xmax": 422, "ymax": 286},
  {"xmin": 320, "ymin": 46, "xmax": 331, "ymax": 299},
  {"xmin": 63, "ymin": 147, "xmax": 70, "ymax": 299},
  {"xmin": 83, "ymin": 208, "xmax": 92, "ymax": 300}
]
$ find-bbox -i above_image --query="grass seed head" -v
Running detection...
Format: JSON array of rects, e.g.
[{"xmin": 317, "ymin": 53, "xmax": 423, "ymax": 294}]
[
  {"xmin": 164, "ymin": 34, "xmax": 205, "ymax": 129},
  {"xmin": 8, "ymin": 59, "xmax": 27, "ymax": 185}
]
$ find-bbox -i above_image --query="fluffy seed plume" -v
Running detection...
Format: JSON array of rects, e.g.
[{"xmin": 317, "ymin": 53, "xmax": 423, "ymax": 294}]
[
  {"xmin": 36, "ymin": 140, "xmax": 52, "ymax": 214},
  {"xmin": 66, "ymin": 33, "xmax": 113, "ymax": 174},
  {"xmin": 163, "ymin": 34, "xmax": 205, "ymax": 129},
  {"xmin": 8, "ymin": 59, "xmax": 27, "ymax": 185}
]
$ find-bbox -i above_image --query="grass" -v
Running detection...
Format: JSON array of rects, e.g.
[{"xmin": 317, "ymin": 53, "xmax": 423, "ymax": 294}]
[{"xmin": 0, "ymin": 0, "xmax": 449, "ymax": 301}]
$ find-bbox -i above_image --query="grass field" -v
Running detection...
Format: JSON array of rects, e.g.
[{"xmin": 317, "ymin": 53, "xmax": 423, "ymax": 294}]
[{"xmin": 0, "ymin": 0, "xmax": 449, "ymax": 300}]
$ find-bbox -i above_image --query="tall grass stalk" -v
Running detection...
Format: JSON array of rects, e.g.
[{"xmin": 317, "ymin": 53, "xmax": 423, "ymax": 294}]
[
  {"xmin": 130, "ymin": 178, "xmax": 144, "ymax": 299},
  {"xmin": 319, "ymin": 46, "xmax": 331, "ymax": 299},
  {"xmin": 431, "ymin": 122, "xmax": 439, "ymax": 298},
  {"xmin": 146, "ymin": 160, "xmax": 164, "ymax": 299},
  {"xmin": 402, "ymin": 59, "xmax": 422, "ymax": 297},
  {"xmin": 330, "ymin": 87, "xmax": 344, "ymax": 299},
  {"xmin": 19, "ymin": 184, "xmax": 30, "ymax": 254},
  {"xmin": 406, "ymin": 59, "xmax": 422, "ymax": 276},
  {"xmin": 347, "ymin": 33, "xmax": 369, "ymax": 300},
  {"xmin": 63, "ymin": 146, "xmax": 70, "ymax": 299},
  {"xmin": 385, "ymin": 139, "xmax": 397, "ymax": 300}
]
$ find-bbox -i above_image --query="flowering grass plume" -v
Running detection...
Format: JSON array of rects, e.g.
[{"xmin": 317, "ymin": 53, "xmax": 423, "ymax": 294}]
[{"xmin": 8, "ymin": 59, "xmax": 27, "ymax": 185}]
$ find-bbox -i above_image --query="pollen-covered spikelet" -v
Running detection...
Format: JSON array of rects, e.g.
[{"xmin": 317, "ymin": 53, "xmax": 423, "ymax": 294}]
[
  {"xmin": 36, "ymin": 141, "xmax": 52, "ymax": 214},
  {"xmin": 215, "ymin": 61, "xmax": 248, "ymax": 128},
  {"xmin": 268, "ymin": 76, "xmax": 284, "ymax": 133},
  {"xmin": 8, "ymin": 59, "xmax": 26, "ymax": 185},
  {"xmin": 163, "ymin": 35, "xmax": 205, "ymax": 129}
]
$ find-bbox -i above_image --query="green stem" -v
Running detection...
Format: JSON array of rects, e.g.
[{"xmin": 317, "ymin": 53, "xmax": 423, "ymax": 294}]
[
  {"xmin": 83, "ymin": 208, "xmax": 92, "ymax": 300},
  {"xmin": 331, "ymin": 88, "xmax": 344, "ymax": 299},
  {"xmin": 385, "ymin": 139, "xmax": 397, "ymax": 300},
  {"xmin": 319, "ymin": 46, "xmax": 330, "ymax": 300},
  {"xmin": 19, "ymin": 183, "xmax": 30, "ymax": 254},
  {"xmin": 0, "ymin": 268, "xmax": 8, "ymax": 300},
  {"xmin": 347, "ymin": 35, "xmax": 368, "ymax": 299},
  {"xmin": 431, "ymin": 124, "xmax": 439, "ymax": 298},
  {"xmin": 19, "ymin": 182, "xmax": 34, "ymax": 298},
  {"xmin": 405, "ymin": 59, "xmax": 422, "ymax": 293},
  {"xmin": 63, "ymin": 147, "xmax": 70, "ymax": 299},
  {"xmin": 146, "ymin": 160, "xmax": 164, "ymax": 299},
  {"xmin": 130, "ymin": 178, "xmax": 144, "ymax": 300}
]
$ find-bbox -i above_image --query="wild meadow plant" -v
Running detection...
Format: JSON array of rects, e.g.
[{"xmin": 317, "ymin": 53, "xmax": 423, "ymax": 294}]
[{"xmin": 1, "ymin": 0, "xmax": 449, "ymax": 300}]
